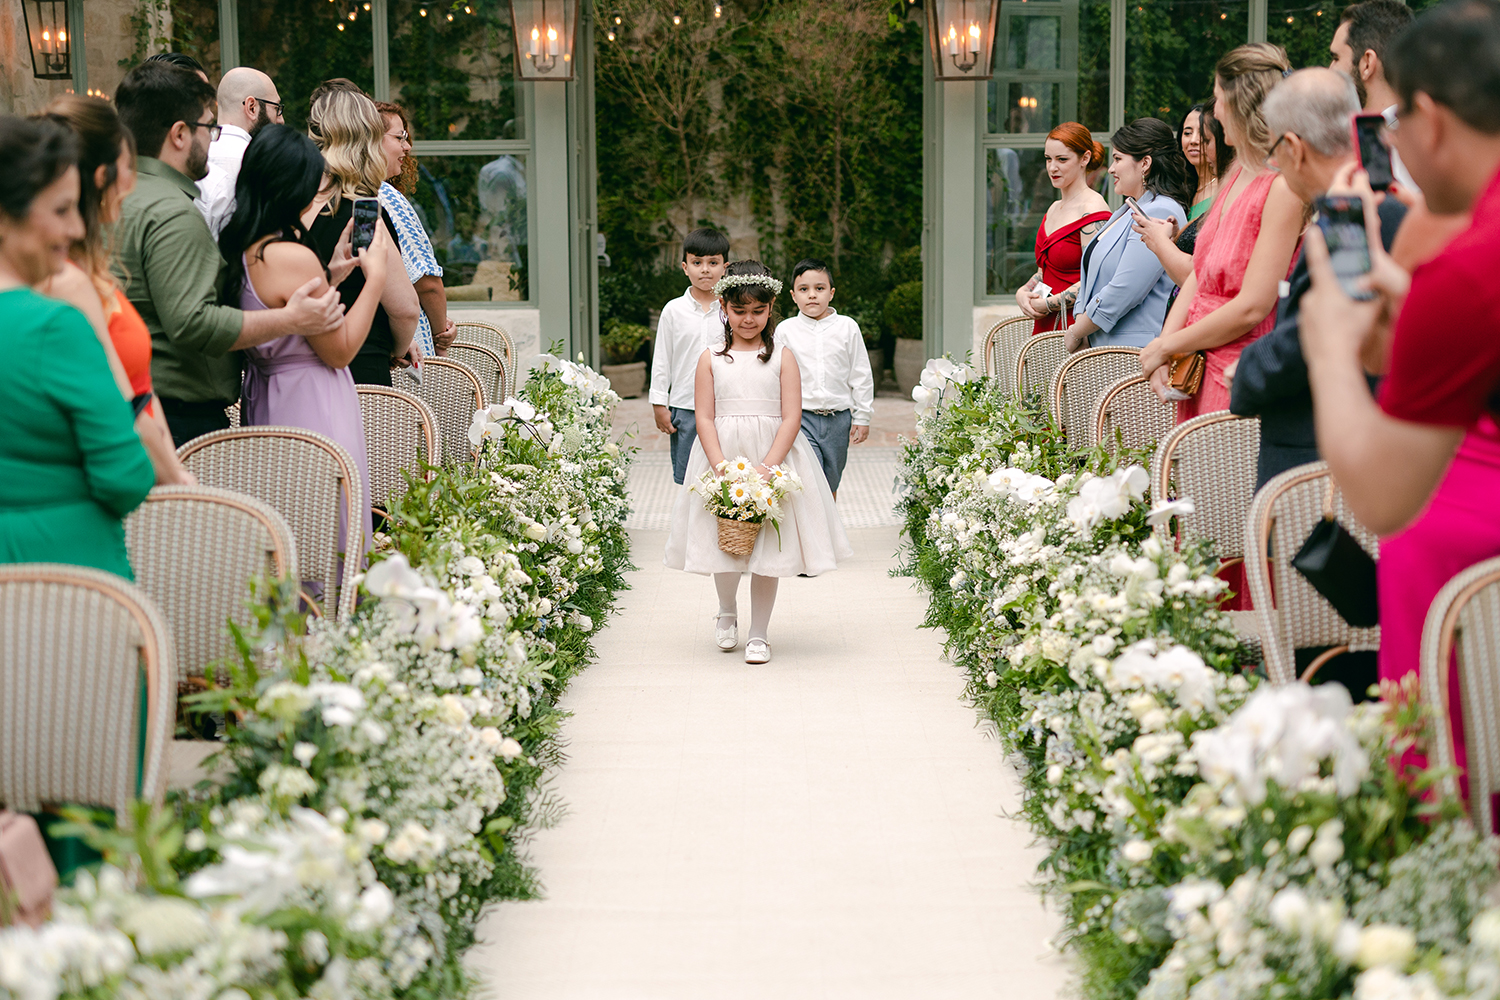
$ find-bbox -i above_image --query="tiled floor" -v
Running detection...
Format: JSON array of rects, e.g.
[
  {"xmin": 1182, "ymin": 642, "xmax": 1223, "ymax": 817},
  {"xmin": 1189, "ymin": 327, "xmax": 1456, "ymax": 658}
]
[{"xmin": 470, "ymin": 521, "xmax": 1070, "ymax": 995}]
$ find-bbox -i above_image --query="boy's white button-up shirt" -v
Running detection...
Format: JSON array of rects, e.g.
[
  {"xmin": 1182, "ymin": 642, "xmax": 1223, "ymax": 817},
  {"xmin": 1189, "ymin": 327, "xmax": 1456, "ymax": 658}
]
[
  {"xmin": 775, "ymin": 308, "xmax": 875, "ymax": 426},
  {"xmin": 649, "ymin": 287, "xmax": 723, "ymax": 409}
]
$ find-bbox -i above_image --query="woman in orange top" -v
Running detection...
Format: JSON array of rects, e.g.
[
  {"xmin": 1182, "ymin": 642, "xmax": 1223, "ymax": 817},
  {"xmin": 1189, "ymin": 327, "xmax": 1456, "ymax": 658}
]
[{"xmin": 35, "ymin": 95, "xmax": 192, "ymax": 485}]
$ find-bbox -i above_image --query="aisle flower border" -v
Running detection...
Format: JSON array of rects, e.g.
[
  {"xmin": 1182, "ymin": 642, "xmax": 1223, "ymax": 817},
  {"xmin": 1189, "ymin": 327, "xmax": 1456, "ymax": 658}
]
[
  {"xmin": 896, "ymin": 357, "xmax": 1500, "ymax": 1000},
  {"xmin": 0, "ymin": 354, "xmax": 636, "ymax": 1000}
]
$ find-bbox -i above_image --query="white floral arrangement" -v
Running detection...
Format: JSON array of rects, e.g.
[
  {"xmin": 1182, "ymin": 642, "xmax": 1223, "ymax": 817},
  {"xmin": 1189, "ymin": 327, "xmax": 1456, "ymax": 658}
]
[
  {"xmin": 711, "ymin": 273, "xmax": 783, "ymax": 297},
  {"xmin": 911, "ymin": 356, "xmax": 976, "ymax": 422},
  {"xmin": 691, "ymin": 455, "xmax": 802, "ymax": 526}
]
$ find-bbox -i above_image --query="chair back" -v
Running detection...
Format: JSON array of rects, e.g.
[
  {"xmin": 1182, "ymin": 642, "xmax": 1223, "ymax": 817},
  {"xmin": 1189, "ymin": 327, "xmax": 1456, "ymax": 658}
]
[
  {"xmin": 177, "ymin": 427, "xmax": 364, "ymax": 621},
  {"xmin": 981, "ymin": 316, "xmax": 1032, "ymax": 392},
  {"xmin": 0, "ymin": 564, "xmax": 176, "ymax": 817},
  {"xmin": 1244, "ymin": 461, "xmax": 1381, "ymax": 686},
  {"xmin": 1093, "ymin": 374, "xmax": 1177, "ymax": 455},
  {"xmin": 126, "ymin": 486, "xmax": 298, "ymax": 685},
  {"xmin": 446, "ymin": 342, "xmax": 508, "ymax": 405},
  {"xmin": 357, "ymin": 386, "xmax": 441, "ymax": 512},
  {"xmin": 453, "ymin": 320, "xmax": 517, "ymax": 397},
  {"xmin": 1050, "ymin": 346, "xmax": 1143, "ymax": 449},
  {"xmin": 397, "ymin": 358, "xmax": 486, "ymax": 466},
  {"xmin": 1014, "ymin": 332, "xmax": 1068, "ymax": 400},
  {"xmin": 1151, "ymin": 411, "xmax": 1260, "ymax": 560},
  {"xmin": 1422, "ymin": 556, "xmax": 1500, "ymax": 834}
]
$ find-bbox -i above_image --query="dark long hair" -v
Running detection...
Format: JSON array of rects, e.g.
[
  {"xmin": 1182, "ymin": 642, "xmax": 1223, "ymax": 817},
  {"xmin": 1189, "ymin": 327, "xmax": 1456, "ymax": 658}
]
[
  {"xmin": 716, "ymin": 259, "xmax": 779, "ymax": 364},
  {"xmin": 1177, "ymin": 103, "xmax": 1233, "ymax": 183},
  {"xmin": 1111, "ymin": 118, "xmax": 1197, "ymax": 212},
  {"xmin": 40, "ymin": 95, "xmax": 134, "ymax": 303},
  {"xmin": 219, "ymin": 123, "xmax": 326, "ymax": 306}
]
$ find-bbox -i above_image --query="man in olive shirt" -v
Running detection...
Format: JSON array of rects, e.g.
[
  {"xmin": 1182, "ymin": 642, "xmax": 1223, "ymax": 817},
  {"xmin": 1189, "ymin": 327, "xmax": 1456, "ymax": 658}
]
[{"xmin": 112, "ymin": 61, "xmax": 343, "ymax": 445}]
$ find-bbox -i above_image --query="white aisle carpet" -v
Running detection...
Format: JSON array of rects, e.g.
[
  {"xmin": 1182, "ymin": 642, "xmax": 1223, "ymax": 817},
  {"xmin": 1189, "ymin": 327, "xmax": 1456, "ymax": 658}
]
[{"xmin": 469, "ymin": 457, "xmax": 1069, "ymax": 999}]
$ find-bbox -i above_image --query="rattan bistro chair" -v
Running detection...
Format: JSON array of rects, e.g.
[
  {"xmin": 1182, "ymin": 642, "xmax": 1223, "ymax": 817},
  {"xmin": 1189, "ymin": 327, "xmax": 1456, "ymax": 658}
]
[
  {"xmin": 397, "ymin": 358, "xmax": 486, "ymax": 466},
  {"xmin": 1015, "ymin": 332, "xmax": 1068, "ymax": 401},
  {"xmin": 1151, "ymin": 411, "xmax": 1260, "ymax": 561},
  {"xmin": 454, "ymin": 319, "xmax": 517, "ymax": 397},
  {"xmin": 1422, "ymin": 556, "xmax": 1500, "ymax": 834},
  {"xmin": 0, "ymin": 564, "xmax": 176, "ymax": 818},
  {"xmin": 1245, "ymin": 461, "xmax": 1380, "ymax": 686},
  {"xmin": 126, "ymin": 486, "xmax": 297, "ymax": 685},
  {"xmin": 981, "ymin": 315, "xmax": 1032, "ymax": 392},
  {"xmin": 177, "ymin": 427, "xmax": 364, "ymax": 621},
  {"xmin": 357, "ymin": 386, "xmax": 441, "ymax": 514},
  {"xmin": 1050, "ymin": 347, "xmax": 1143, "ymax": 450},
  {"xmin": 447, "ymin": 341, "xmax": 508, "ymax": 405},
  {"xmin": 1093, "ymin": 374, "xmax": 1177, "ymax": 455}
]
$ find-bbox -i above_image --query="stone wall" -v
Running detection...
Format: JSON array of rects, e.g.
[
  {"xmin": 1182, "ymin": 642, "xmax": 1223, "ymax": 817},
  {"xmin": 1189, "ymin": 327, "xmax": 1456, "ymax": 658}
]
[{"xmin": 1, "ymin": 0, "xmax": 161, "ymax": 114}]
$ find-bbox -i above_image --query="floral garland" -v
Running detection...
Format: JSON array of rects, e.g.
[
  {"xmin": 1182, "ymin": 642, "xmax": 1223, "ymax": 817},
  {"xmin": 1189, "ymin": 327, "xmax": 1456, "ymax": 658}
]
[
  {"xmin": 710, "ymin": 273, "xmax": 783, "ymax": 297},
  {"xmin": 0, "ymin": 355, "xmax": 635, "ymax": 1000},
  {"xmin": 897, "ymin": 357, "xmax": 1500, "ymax": 1000}
]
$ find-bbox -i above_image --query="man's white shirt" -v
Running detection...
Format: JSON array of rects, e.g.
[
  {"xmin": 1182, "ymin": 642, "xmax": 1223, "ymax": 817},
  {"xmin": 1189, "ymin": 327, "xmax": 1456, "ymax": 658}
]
[
  {"xmin": 648, "ymin": 287, "xmax": 723, "ymax": 409},
  {"xmin": 775, "ymin": 308, "xmax": 874, "ymax": 425},
  {"xmin": 1382, "ymin": 105, "xmax": 1422, "ymax": 197},
  {"xmin": 194, "ymin": 124, "xmax": 252, "ymax": 238}
]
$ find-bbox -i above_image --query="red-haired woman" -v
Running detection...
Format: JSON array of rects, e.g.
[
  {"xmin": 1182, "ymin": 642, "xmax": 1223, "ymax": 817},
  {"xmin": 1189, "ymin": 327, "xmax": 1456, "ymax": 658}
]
[{"xmin": 1016, "ymin": 122, "xmax": 1111, "ymax": 335}]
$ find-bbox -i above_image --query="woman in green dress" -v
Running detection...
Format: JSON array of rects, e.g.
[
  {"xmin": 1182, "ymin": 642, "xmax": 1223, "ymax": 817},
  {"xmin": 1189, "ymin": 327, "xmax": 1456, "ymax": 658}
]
[{"xmin": 0, "ymin": 116, "xmax": 154, "ymax": 579}]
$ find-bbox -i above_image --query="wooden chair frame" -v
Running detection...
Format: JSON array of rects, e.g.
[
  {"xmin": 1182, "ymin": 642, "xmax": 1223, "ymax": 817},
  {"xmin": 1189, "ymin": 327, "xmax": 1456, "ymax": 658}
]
[
  {"xmin": 453, "ymin": 319, "xmax": 517, "ymax": 398},
  {"xmin": 0, "ymin": 563, "xmax": 176, "ymax": 817},
  {"xmin": 1049, "ymin": 346, "xmax": 1143, "ymax": 450},
  {"xmin": 980, "ymin": 315, "xmax": 1033, "ymax": 391}
]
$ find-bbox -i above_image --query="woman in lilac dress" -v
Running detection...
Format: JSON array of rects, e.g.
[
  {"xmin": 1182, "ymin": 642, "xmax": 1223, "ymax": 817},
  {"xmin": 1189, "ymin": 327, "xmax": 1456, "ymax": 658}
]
[{"xmin": 219, "ymin": 124, "xmax": 385, "ymax": 561}]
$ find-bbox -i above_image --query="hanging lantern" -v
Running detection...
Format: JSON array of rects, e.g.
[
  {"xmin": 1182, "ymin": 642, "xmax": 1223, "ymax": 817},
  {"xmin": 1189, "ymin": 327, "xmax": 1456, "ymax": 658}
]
[
  {"xmin": 22, "ymin": 0, "xmax": 72, "ymax": 81},
  {"xmin": 925, "ymin": 0, "xmax": 998, "ymax": 81},
  {"xmin": 508, "ymin": 0, "xmax": 578, "ymax": 81}
]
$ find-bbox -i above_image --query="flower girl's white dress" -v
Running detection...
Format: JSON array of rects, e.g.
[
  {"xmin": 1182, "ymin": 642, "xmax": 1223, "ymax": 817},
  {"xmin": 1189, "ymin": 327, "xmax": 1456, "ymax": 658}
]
[{"xmin": 664, "ymin": 344, "xmax": 852, "ymax": 577}]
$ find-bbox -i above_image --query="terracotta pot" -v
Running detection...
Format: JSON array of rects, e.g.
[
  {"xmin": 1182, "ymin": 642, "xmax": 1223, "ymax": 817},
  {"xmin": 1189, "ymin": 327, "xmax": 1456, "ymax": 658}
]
[
  {"xmin": 893, "ymin": 338, "xmax": 925, "ymax": 396},
  {"xmin": 601, "ymin": 360, "xmax": 648, "ymax": 399}
]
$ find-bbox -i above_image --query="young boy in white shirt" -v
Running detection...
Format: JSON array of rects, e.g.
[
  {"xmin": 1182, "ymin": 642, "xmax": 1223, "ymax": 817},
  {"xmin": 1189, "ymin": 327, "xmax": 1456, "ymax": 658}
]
[
  {"xmin": 650, "ymin": 227, "xmax": 730, "ymax": 484},
  {"xmin": 775, "ymin": 258, "xmax": 874, "ymax": 498}
]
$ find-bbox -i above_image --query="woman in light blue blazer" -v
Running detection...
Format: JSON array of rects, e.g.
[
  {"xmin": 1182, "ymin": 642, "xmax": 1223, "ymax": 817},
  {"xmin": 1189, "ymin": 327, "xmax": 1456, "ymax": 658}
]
[{"xmin": 1065, "ymin": 119, "xmax": 1196, "ymax": 352}]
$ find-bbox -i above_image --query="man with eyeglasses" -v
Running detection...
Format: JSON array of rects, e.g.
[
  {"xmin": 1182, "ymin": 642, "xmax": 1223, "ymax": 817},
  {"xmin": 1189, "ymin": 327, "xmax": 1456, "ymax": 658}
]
[
  {"xmin": 195, "ymin": 66, "xmax": 285, "ymax": 237},
  {"xmin": 113, "ymin": 60, "xmax": 342, "ymax": 446}
]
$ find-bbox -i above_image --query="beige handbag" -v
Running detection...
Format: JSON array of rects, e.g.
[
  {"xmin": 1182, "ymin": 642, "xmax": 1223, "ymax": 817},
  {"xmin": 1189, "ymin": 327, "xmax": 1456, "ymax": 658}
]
[{"xmin": 0, "ymin": 810, "xmax": 58, "ymax": 927}]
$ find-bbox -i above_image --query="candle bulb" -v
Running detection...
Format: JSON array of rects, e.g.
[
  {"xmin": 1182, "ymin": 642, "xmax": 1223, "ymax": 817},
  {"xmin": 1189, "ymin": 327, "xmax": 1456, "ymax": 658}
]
[
  {"xmin": 968, "ymin": 22, "xmax": 980, "ymax": 53},
  {"xmin": 530, "ymin": 26, "xmax": 540, "ymax": 55},
  {"xmin": 947, "ymin": 25, "xmax": 958, "ymax": 55},
  {"xmin": 546, "ymin": 25, "xmax": 558, "ymax": 55}
]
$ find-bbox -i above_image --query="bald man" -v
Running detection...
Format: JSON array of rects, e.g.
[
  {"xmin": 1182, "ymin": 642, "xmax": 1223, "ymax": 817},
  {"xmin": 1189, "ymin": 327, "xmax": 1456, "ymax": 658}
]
[{"xmin": 194, "ymin": 66, "xmax": 283, "ymax": 236}]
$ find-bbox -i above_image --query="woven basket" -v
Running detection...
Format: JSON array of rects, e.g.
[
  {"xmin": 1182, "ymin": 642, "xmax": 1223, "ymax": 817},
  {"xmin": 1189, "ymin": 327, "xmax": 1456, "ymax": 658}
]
[{"xmin": 717, "ymin": 516, "xmax": 761, "ymax": 555}]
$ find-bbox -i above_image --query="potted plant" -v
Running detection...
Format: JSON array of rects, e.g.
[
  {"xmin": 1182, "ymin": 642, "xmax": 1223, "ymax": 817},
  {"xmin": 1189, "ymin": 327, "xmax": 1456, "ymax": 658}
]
[
  {"xmin": 599, "ymin": 318, "xmax": 653, "ymax": 398},
  {"xmin": 884, "ymin": 279, "xmax": 923, "ymax": 395}
]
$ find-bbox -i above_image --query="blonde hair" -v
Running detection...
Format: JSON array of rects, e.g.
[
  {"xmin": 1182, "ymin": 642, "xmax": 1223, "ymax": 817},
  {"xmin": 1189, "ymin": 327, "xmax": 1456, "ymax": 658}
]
[
  {"xmin": 1214, "ymin": 43, "xmax": 1292, "ymax": 158},
  {"xmin": 307, "ymin": 88, "xmax": 386, "ymax": 211}
]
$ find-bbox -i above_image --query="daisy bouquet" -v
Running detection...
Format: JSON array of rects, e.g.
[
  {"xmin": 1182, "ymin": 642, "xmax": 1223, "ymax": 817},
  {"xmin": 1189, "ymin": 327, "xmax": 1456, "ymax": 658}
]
[{"xmin": 692, "ymin": 456, "xmax": 803, "ymax": 554}]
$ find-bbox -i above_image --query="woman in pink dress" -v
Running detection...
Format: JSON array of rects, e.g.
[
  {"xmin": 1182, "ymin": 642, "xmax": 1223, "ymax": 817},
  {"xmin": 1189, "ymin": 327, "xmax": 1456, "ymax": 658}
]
[{"xmin": 1138, "ymin": 44, "xmax": 1303, "ymax": 421}]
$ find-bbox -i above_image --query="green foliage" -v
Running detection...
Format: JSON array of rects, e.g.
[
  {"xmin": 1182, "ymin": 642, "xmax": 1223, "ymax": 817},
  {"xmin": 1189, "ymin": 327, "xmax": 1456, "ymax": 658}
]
[
  {"xmin": 599, "ymin": 318, "xmax": 653, "ymax": 365},
  {"xmin": 883, "ymin": 280, "xmax": 923, "ymax": 339}
]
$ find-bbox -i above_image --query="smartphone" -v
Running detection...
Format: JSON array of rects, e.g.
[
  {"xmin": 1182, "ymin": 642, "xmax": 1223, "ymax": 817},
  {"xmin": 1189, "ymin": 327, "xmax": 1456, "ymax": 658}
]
[
  {"xmin": 1124, "ymin": 195, "xmax": 1143, "ymax": 217},
  {"xmin": 1313, "ymin": 194, "xmax": 1377, "ymax": 301},
  {"xmin": 1352, "ymin": 113, "xmax": 1394, "ymax": 192},
  {"xmin": 351, "ymin": 196, "xmax": 380, "ymax": 252}
]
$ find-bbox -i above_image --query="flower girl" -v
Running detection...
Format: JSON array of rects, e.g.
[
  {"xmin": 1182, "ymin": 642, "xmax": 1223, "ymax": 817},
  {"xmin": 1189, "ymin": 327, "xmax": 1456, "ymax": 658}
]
[{"xmin": 664, "ymin": 260, "xmax": 852, "ymax": 663}]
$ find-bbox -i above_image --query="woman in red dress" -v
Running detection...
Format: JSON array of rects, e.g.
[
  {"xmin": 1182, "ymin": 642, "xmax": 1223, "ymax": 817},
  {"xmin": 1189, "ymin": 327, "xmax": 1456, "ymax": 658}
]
[
  {"xmin": 1138, "ymin": 44, "xmax": 1303, "ymax": 421},
  {"xmin": 1016, "ymin": 122, "xmax": 1111, "ymax": 335}
]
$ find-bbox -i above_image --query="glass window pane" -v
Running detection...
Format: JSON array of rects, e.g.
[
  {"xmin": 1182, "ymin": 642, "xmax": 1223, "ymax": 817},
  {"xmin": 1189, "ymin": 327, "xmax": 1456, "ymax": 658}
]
[
  {"xmin": 1267, "ymin": 0, "xmax": 1337, "ymax": 71},
  {"xmin": 388, "ymin": 0, "xmax": 522, "ymax": 141},
  {"xmin": 407, "ymin": 154, "xmax": 529, "ymax": 302},
  {"xmin": 1125, "ymin": 0, "xmax": 1249, "ymax": 124},
  {"xmin": 237, "ymin": 0, "xmax": 374, "ymax": 128},
  {"xmin": 168, "ymin": 0, "xmax": 221, "ymax": 80},
  {"xmin": 988, "ymin": 0, "xmax": 1109, "ymax": 134}
]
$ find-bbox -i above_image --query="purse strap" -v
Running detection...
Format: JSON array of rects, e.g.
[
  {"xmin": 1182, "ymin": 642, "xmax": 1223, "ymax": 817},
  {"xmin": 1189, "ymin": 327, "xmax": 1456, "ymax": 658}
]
[{"xmin": 1322, "ymin": 479, "xmax": 1338, "ymax": 522}]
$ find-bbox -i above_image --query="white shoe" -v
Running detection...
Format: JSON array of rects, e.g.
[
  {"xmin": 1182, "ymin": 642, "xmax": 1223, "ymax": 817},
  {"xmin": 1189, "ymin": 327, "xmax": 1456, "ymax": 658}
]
[
  {"xmin": 744, "ymin": 638, "xmax": 771, "ymax": 664},
  {"xmin": 714, "ymin": 613, "xmax": 738, "ymax": 651}
]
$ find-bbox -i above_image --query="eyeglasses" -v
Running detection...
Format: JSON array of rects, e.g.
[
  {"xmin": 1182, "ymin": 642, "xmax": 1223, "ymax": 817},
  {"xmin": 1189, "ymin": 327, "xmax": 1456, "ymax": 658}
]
[
  {"xmin": 183, "ymin": 121, "xmax": 223, "ymax": 141},
  {"xmin": 386, "ymin": 129, "xmax": 411, "ymax": 145},
  {"xmin": 251, "ymin": 97, "xmax": 284, "ymax": 115},
  {"xmin": 1265, "ymin": 131, "xmax": 1293, "ymax": 166}
]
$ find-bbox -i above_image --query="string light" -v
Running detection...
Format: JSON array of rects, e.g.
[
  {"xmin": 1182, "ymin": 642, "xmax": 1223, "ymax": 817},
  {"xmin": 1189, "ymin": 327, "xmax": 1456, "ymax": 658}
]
[
  {"xmin": 606, "ymin": 28, "xmax": 616, "ymax": 39},
  {"xmin": 419, "ymin": 7, "xmax": 427, "ymax": 14},
  {"xmin": 713, "ymin": 3, "xmax": 722, "ymax": 16},
  {"xmin": 363, "ymin": 2, "xmax": 369, "ymax": 8},
  {"xmin": 447, "ymin": 11, "xmax": 453, "ymax": 18},
  {"xmin": 672, "ymin": 12, "xmax": 682, "ymax": 24},
  {"xmin": 348, "ymin": 9, "xmax": 356, "ymax": 19},
  {"xmin": 337, "ymin": 22, "xmax": 345, "ymax": 29}
]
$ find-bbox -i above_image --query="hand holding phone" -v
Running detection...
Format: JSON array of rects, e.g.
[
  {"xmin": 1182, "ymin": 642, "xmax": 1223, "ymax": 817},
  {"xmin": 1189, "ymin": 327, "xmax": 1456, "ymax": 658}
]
[
  {"xmin": 1124, "ymin": 195, "xmax": 1143, "ymax": 218},
  {"xmin": 351, "ymin": 196, "xmax": 380, "ymax": 253},
  {"xmin": 1352, "ymin": 114, "xmax": 1394, "ymax": 193},
  {"xmin": 1313, "ymin": 194, "xmax": 1377, "ymax": 301}
]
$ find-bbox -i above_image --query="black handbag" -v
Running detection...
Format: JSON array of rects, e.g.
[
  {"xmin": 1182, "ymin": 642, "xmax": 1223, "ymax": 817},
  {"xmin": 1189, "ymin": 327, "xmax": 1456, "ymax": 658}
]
[{"xmin": 1290, "ymin": 483, "xmax": 1379, "ymax": 628}]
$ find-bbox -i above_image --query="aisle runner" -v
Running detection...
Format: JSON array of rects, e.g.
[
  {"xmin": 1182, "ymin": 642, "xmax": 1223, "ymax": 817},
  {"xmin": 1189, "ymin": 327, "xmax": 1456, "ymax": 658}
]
[{"xmin": 625, "ymin": 445, "xmax": 903, "ymax": 531}]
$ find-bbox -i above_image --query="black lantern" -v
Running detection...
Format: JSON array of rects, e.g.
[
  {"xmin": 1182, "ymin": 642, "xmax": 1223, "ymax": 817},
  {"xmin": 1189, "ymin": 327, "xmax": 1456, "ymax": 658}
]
[
  {"xmin": 508, "ymin": 0, "xmax": 579, "ymax": 81},
  {"xmin": 22, "ymin": 0, "xmax": 72, "ymax": 81},
  {"xmin": 925, "ymin": 0, "xmax": 998, "ymax": 81}
]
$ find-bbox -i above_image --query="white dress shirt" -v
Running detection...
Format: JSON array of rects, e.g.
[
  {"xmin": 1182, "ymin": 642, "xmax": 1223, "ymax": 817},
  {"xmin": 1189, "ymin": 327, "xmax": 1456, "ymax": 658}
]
[
  {"xmin": 649, "ymin": 287, "xmax": 723, "ymax": 409},
  {"xmin": 194, "ymin": 123, "xmax": 252, "ymax": 238},
  {"xmin": 1382, "ymin": 105, "xmax": 1421, "ymax": 197},
  {"xmin": 775, "ymin": 308, "xmax": 874, "ymax": 426}
]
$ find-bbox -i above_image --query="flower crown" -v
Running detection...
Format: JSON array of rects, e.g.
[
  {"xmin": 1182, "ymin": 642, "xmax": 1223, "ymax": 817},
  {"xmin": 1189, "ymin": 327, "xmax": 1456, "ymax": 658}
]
[{"xmin": 713, "ymin": 273, "xmax": 783, "ymax": 297}]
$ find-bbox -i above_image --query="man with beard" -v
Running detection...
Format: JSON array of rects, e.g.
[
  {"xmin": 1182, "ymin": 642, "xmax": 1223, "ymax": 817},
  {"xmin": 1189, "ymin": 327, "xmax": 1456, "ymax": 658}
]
[
  {"xmin": 113, "ymin": 61, "xmax": 342, "ymax": 445},
  {"xmin": 1329, "ymin": 0, "xmax": 1417, "ymax": 192},
  {"xmin": 195, "ymin": 66, "xmax": 284, "ymax": 236}
]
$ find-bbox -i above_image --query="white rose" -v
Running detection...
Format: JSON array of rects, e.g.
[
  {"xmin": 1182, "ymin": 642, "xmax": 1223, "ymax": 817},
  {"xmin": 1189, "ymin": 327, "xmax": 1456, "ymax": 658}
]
[
  {"xmin": 984, "ymin": 671, "xmax": 999, "ymax": 689},
  {"xmin": 1471, "ymin": 909, "xmax": 1500, "ymax": 956},
  {"xmin": 1121, "ymin": 839, "xmax": 1152, "ymax": 864},
  {"xmin": 1268, "ymin": 887, "xmax": 1310, "ymax": 934},
  {"xmin": 1286, "ymin": 825, "xmax": 1314, "ymax": 855},
  {"xmin": 1355, "ymin": 924, "xmax": 1417, "ymax": 970},
  {"xmin": 292, "ymin": 742, "xmax": 319, "ymax": 767}
]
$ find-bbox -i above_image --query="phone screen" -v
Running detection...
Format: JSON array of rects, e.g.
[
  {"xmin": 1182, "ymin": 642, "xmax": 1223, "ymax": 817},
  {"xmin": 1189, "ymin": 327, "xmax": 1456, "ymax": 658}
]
[
  {"xmin": 1314, "ymin": 195, "xmax": 1377, "ymax": 301},
  {"xmin": 1353, "ymin": 115, "xmax": 1394, "ymax": 192},
  {"xmin": 352, "ymin": 197, "xmax": 380, "ymax": 252}
]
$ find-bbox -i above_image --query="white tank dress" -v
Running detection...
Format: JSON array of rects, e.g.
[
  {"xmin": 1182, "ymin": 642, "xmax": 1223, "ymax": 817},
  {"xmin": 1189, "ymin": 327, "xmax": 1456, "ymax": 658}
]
[{"xmin": 664, "ymin": 344, "xmax": 852, "ymax": 577}]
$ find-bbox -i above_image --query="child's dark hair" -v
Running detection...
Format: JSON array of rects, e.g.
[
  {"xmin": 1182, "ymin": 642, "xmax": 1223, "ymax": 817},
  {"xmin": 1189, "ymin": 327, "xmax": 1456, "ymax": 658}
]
[
  {"xmin": 683, "ymin": 226, "xmax": 730, "ymax": 260},
  {"xmin": 792, "ymin": 258, "xmax": 832, "ymax": 284},
  {"xmin": 716, "ymin": 259, "xmax": 779, "ymax": 364}
]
